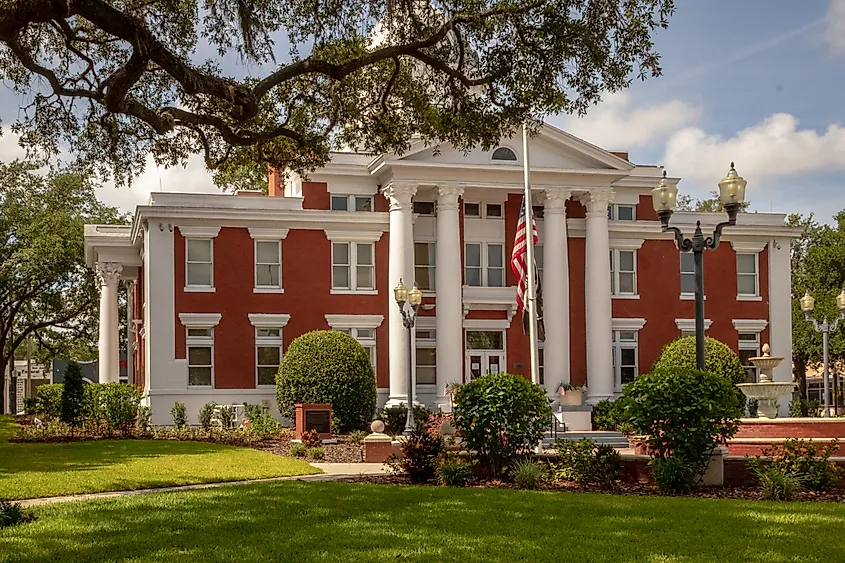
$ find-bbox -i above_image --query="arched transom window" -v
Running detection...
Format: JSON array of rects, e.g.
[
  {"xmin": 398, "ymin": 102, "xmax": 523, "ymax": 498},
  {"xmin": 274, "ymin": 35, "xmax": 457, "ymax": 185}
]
[{"xmin": 491, "ymin": 147, "xmax": 517, "ymax": 162}]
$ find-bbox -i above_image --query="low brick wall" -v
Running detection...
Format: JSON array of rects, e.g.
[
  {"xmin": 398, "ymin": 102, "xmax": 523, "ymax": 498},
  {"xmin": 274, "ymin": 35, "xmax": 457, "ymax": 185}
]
[{"xmin": 734, "ymin": 418, "xmax": 845, "ymax": 439}]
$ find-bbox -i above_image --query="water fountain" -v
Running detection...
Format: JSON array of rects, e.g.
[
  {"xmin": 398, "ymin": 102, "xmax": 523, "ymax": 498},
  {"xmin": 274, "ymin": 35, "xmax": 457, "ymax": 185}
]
[{"xmin": 737, "ymin": 344, "xmax": 795, "ymax": 418}]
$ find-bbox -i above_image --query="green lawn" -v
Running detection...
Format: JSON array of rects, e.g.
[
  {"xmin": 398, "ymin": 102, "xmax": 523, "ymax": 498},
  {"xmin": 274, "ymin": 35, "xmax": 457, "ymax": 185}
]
[
  {"xmin": 3, "ymin": 481, "xmax": 845, "ymax": 563},
  {"xmin": 0, "ymin": 416, "xmax": 319, "ymax": 500}
]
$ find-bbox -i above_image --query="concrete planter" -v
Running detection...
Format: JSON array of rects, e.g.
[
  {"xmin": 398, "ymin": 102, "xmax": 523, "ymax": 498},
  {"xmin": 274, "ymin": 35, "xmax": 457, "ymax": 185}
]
[{"xmin": 559, "ymin": 389, "xmax": 584, "ymax": 407}]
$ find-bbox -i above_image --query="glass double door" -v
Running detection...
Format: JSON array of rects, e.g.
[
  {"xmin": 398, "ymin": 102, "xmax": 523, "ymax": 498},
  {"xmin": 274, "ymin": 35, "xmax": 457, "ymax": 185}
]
[{"xmin": 465, "ymin": 330, "xmax": 505, "ymax": 380}]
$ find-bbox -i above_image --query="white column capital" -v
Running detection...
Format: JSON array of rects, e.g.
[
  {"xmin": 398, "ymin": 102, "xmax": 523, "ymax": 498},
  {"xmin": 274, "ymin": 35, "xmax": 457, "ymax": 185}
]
[
  {"xmin": 543, "ymin": 188, "xmax": 572, "ymax": 213},
  {"xmin": 96, "ymin": 262, "xmax": 123, "ymax": 287},
  {"xmin": 382, "ymin": 183, "xmax": 417, "ymax": 211},
  {"xmin": 436, "ymin": 185, "xmax": 465, "ymax": 210},
  {"xmin": 579, "ymin": 190, "xmax": 615, "ymax": 216}
]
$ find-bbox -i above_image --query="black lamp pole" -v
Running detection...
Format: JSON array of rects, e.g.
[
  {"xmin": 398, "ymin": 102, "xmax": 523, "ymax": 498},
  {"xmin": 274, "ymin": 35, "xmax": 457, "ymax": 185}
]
[{"xmin": 394, "ymin": 279, "xmax": 421, "ymax": 435}]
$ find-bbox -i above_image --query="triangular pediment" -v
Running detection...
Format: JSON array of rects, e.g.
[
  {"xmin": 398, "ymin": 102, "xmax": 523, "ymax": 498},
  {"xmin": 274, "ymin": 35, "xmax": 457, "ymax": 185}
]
[{"xmin": 398, "ymin": 123, "xmax": 634, "ymax": 171}]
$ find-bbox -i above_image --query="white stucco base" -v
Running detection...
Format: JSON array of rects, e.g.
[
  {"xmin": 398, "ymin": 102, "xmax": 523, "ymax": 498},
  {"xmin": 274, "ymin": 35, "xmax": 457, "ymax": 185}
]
[{"xmin": 144, "ymin": 389, "xmax": 282, "ymax": 426}]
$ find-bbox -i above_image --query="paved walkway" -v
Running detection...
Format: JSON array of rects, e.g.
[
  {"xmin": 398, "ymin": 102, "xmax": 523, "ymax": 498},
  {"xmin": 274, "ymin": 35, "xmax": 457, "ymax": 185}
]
[{"xmin": 19, "ymin": 463, "xmax": 387, "ymax": 508}]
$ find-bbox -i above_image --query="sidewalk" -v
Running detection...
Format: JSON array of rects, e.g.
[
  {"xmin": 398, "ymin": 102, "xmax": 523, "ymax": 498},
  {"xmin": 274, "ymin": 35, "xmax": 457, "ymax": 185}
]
[{"xmin": 19, "ymin": 463, "xmax": 387, "ymax": 508}]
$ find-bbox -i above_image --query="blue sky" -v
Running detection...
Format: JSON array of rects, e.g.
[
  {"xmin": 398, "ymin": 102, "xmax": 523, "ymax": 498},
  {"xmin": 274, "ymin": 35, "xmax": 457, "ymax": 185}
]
[{"xmin": 1, "ymin": 0, "xmax": 843, "ymax": 219}]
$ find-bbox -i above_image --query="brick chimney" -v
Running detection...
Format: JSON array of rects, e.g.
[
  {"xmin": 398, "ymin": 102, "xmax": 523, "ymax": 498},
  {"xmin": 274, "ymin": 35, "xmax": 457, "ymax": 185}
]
[
  {"xmin": 610, "ymin": 151, "xmax": 629, "ymax": 161},
  {"xmin": 268, "ymin": 167, "xmax": 284, "ymax": 197}
]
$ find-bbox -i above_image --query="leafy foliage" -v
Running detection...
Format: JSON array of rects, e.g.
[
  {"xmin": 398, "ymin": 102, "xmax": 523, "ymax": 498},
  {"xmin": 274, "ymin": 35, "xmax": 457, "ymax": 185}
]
[
  {"xmin": 552, "ymin": 438, "xmax": 622, "ymax": 488},
  {"xmin": 652, "ymin": 337, "xmax": 746, "ymax": 385},
  {"xmin": 347, "ymin": 430, "xmax": 367, "ymax": 444},
  {"xmin": 34, "ymin": 383, "xmax": 64, "ymax": 418},
  {"xmin": 171, "ymin": 402, "xmax": 188, "ymax": 429},
  {"xmin": 749, "ymin": 465, "xmax": 805, "ymax": 501},
  {"xmin": 591, "ymin": 397, "xmax": 632, "ymax": 431},
  {"xmin": 300, "ymin": 429, "xmax": 321, "ymax": 449},
  {"xmin": 243, "ymin": 404, "xmax": 280, "ymax": 439},
  {"xmin": 0, "ymin": 499, "xmax": 36, "ymax": 529},
  {"xmin": 386, "ymin": 426, "xmax": 444, "ymax": 483},
  {"xmin": 650, "ymin": 456, "xmax": 698, "ymax": 493},
  {"xmin": 309, "ymin": 447, "xmax": 325, "ymax": 460},
  {"xmin": 376, "ymin": 404, "xmax": 433, "ymax": 436},
  {"xmin": 0, "ymin": 0, "xmax": 675, "ymax": 188},
  {"xmin": 623, "ymin": 368, "xmax": 741, "ymax": 483},
  {"xmin": 98, "ymin": 384, "xmax": 142, "ymax": 436},
  {"xmin": 276, "ymin": 330, "xmax": 377, "ymax": 432},
  {"xmin": 437, "ymin": 457, "xmax": 473, "ymax": 487},
  {"xmin": 453, "ymin": 373, "xmax": 551, "ymax": 478},
  {"xmin": 60, "ymin": 361, "xmax": 85, "ymax": 428},
  {"xmin": 511, "ymin": 459, "xmax": 546, "ymax": 490},
  {"xmin": 756, "ymin": 439, "xmax": 844, "ymax": 492},
  {"xmin": 198, "ymin": 403, "xmax": 216, "ymax": 431},
  {"xmin": 289, "ymin": 443, "xmax": 307, "ymax": 457},
  {"xmin": 790, "ymin": 398, "xmax": 822, "ymax": 418}
]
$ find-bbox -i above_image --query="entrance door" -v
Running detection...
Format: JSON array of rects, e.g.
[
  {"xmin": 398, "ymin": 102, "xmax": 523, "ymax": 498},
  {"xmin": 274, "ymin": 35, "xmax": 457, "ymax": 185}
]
[{"xmin": 465, "ymin": 331, "xmax": 506, "ymax": 380}]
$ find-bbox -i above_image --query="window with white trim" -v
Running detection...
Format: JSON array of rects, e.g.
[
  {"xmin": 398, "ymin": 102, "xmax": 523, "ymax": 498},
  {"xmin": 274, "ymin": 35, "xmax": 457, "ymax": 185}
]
[
  {"xmin": 413, "ymin": 201, "xmax": 436, "ymax": 215},
  {"xmin": 186, "ymin": 239, "xmax": 213, "ymax": 288},
  {"xmin": 491, "ymin": 147, "xmax": 518, "ymax": 161},
  {"xmin": 465, "ymin": 243, "xmax": 504, "ymax": 287},
  {"xmin": 608, "ymin": 204, "xmax": 636, "ymax": 221},
  {"xmin": 414, "ymin": 242, "xmax": 436, "ymax": 291},
  {"xmin": 332, "ymin": 242, "xmax": 375, "ymax": 291},
  {"xmin": 331, "ymin": 194, "xmax": 373, "ymax": 212},
  {"xmin": 187, "ymin": 327, "xmax": 214, "ymax": 387},
  {"xmin": 337, "ymin": 328, "xmax": 377, "ymax": 370},
  {"xmin": 415, "ymin": 329, "xmax": 436, "ymax": 385},
  {"xmin": 681, "ymin": 253, "xmax": 696, "ymax": 296},
  {"xmin": 464, "ymin": 202, "xmax": 503, "ymax": 219},
  {"xmin": 610, "ymin": 249, "xmax": 636, "ymax": 295},
  {"xmin": 256, "ymin": 327, "xmax": 282, "ymax": 386},
  {"xmin": 738, "ymin": 332, "xmax": 760, "ymax": 383},
  {"xmin": 254, "ymin": 240, "xmax": 281, "ymax": 289},
  {"xmin": 612, "ymin": 330, "xmax": 638, "ymax": 388},
  {"xmin": 737, "ymin": 253, "xmax": 759, "ymax": 297}
]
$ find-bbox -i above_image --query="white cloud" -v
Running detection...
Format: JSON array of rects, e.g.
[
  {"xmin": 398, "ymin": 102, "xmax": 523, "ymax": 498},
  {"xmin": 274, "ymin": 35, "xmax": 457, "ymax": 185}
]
[
  {"xmin": 824, "ymin": 0, "xmax": 845, "ymax": 55},
  {"xmin": 663, "ymin": 113, "xmax": 845, "ymax": 192},
  {"xmin": 561, "ymin": 92, "xmax": 701, "ymax": 150}
]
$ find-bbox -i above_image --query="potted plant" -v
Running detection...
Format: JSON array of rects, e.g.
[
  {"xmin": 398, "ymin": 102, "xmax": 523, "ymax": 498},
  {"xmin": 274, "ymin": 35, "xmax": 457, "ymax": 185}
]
[{"xmin": 558, "ymin": 383, "xmax": 584, "ymax": 406}]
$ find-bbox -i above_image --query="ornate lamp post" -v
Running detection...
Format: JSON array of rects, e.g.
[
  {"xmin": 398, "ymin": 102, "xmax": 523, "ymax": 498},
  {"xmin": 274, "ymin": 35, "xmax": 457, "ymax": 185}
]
[
  {"xmin": 651, "ymin": 163, "xmax": 747, "ymax": 371},
  {"xmin": 800, "ymin": 289, "xmax": 845, "ymax": 417},
  {"xmin": 394, "ymin": 279, "xmax": 423, "ymax": 435}
]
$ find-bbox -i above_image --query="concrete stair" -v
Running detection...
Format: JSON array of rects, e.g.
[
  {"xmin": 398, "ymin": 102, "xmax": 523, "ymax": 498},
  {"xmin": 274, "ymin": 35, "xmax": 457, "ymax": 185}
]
[{"xmin": 543, "ymin": 431, "xmax": 630, "ymax": 449}]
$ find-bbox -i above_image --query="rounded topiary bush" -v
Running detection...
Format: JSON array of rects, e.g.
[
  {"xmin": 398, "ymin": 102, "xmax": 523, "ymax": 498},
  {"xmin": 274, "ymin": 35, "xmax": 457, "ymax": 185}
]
[
  {"xmin": 651, "ymin": 336, "xmax": 746, "ymax": 385},
  {"xmin": 276, "ymin": 330, "xmax": 377, "ymax": 432}
]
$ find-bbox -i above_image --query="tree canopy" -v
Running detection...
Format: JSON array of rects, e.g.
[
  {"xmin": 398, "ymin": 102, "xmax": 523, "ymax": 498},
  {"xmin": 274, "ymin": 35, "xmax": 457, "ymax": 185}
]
[
  {"xmin": 677, "ymin": 191, "xmax": 751, "ymax": 213},
  {"xmin": 0, "ymin": 0, "xmax": 674, "ymax": 187},
  {"xmin": 0, "ymin": 160, "xmax": 124, "ymax": 413}
]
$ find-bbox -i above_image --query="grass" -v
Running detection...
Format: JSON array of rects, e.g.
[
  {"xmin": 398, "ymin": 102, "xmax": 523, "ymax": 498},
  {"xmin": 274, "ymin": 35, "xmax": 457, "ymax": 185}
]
[
  {"xmin": 4, "ymin": 482, "xmax": 845, "ymax": 563},
  {"xmin": 0, "ymin": 416, "xmax": 319, "ymax": 500}
]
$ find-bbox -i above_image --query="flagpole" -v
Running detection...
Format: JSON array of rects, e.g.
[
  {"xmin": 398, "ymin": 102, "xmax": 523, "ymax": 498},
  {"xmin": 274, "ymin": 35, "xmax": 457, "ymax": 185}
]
[{"xmin": 522, "ymin": 123, "xmax": 540, "ymax": 386}]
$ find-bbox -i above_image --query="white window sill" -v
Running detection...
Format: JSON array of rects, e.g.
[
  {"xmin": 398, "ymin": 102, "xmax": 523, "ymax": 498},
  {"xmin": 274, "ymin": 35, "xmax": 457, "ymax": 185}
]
[
  {"xmin": 253, "ymin": 287, "xmax": 285, "ymax": 294},
  {"xmin": 330, "ymin": 289, "xmax": 379, "ymax": 295},
  {"xmin": 184, "ymin": 286, "xmax": 216, "ymax": 293},
  {"xmin": 737, "ymin": 295, "xmax": 762, "ymax": 301},
  {"xmin": 680, "ymin": 294, "xmax": 705, "ymax": 301},
  {"xmin": 611, "ymin": 294, "xmax": 640, "ymax": 300},
  {"xmin": 256, "ymin": 384, "xmax": 276, "ymax": 389},
  {"xmin": 188, "ymin": 385, "xmax": 214, "ymax": 389}
]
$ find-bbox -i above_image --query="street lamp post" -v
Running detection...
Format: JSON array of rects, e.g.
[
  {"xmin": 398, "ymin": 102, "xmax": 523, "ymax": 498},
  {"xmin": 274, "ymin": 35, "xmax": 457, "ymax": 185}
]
[
  {"xmin": 651, "ymin": 163, "xmax": 747, "ymax": 371},
  {"xmin": 394, "ymin": 278, "xmax": 423, "ymax": 435},
  {"xmin": 799, "ymin": 290, "xmax": 845, "ymax": 417}
]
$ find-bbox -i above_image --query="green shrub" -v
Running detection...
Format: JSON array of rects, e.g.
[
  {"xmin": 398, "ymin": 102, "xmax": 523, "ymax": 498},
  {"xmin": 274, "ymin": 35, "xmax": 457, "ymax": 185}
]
[
  {"xmin": 386, "ymin": 426, "xmax": 444, "ymax": 483},
  {"xmin": 34, "ymin": 383, "xmax": 63, "ymax": 417},
  {"xmin": 623, "ymin": 368, "xmax": 741, "ymax": 483},
  {"xmin": 301, "ymin": 429, "xmax": 322, "ymax": 448},
  {"xmin": 289, "ymin": 443, "xmax": 307, "ymax": 457},
  {"xmin": 217, "ymin": 405, "xmax": 235, "ymax": 429},
  {"xmin": 746, "ymin": 398, "xmax": 758, "ymax": 418},
  {"xmin": 511, "ymin": 459, "xmax": 545, "ymax": 489},
  {"xmin": 243, "ymin": 404, "xmax": 280, "ymax": 439},
  {"xmin": 748, "ymin": 460, "xmax": 806, "ymax": 501},
  {"xmin": 82, "ymin": 384, "xmax": 104, "ymax": 425},
  {"xmin": 651, "ymin": 337, "xmax": 746, "ymax": 385},
  {"xmin": 552, "ymin": 438, "xmax": 622, "ymax": 488},
  {"xmin": 348, "ymin": 430, "xmax": 367, "ymax": 444},
  {"xmin": 137, "ymin": 406, "xmax": 152, "ymax": 432},
  {"xmin": 651, "ymin": 456, "xmax": 698, "ymax": 493},
  {"xmin": 437, "ymin": 457, "xmax": 473, "ymax": 487},
  {"xmin": 171, "ymin": 402, "xmax": 187, "ymax": 428},
  {"xmin": 60, "ymin": 361, "xmax": 85, "ymax": 428},
  {"xmin": 276, "ymin": 330, "xmax": 377, "ymax": 432},
  {"xmin": 198, "ymin": 403, "xmax": 215, "ymax": 430},
  {"xmin": 22, "ymin": 396, "xmax": 37, "ymax": 415},
  {"xmin": 790, "ymin": 398, "xmax": 821, "ymax": 418},
  {"xmin": 758, "ymin": 439, "xmax": 844, "ymax": 492},
  {"xmin": 0, "ymin": 500, "xmax": 36, "ymax": 529},
  {"xmin": 453, "ymin": 373, "xmax": 551, "ymax": 478},
  {"xmin": 591, "ymin": 397, "xmax": 632, "ymax": 431},
  {"xmin": 309, "ymin": 446, "xmax": 325, "ymax": 460},
  {"xmin": 100, "ymin": 384, "xmax": 142, "ymax": 436},
  {"xmin": 376, "ymin": 405, "xmax": 433, "ymax": 436}
]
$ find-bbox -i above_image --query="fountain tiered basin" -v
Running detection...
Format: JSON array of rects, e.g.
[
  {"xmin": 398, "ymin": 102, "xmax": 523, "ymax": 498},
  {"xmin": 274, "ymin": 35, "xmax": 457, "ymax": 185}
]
[{"xmin": 736, "ymin": 344, "xmax": 795, "ymax": 419}]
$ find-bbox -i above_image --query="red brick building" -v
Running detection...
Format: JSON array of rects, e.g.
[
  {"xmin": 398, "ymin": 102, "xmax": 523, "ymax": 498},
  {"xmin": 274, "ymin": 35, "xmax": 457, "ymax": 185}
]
[{"xmin": 84, "ymin": 124, "xmax": 799, "ymax": 424}]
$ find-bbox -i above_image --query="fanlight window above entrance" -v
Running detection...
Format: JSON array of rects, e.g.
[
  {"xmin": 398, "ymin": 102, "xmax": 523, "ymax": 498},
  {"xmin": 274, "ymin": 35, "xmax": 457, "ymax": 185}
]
[
  {"xmin": 466, "ymin": 331, "xmax": 504, "ymax": 350},
  {"xmin": 491, "ymin": 147, "xmax": 517, "ymax": 162}
]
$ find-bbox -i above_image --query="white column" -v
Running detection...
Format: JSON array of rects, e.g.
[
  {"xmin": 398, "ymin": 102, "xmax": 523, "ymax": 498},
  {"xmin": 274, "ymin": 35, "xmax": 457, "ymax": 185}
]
[
  {"xmin": 543, "ymin": 188, "xmax": 572, "ymax": 394},
  {"xmin": 768, "ymin": 238, "xmax": 793, "ymax": 415},
  {"xmin": 435, "ymin": 185, "xmax": 465, "ymax": 410},
  {"xmin": 384, "ymin": 183, "xmax": 417, "ymax": 407},
  {"xmin": 96, "ymin": 262, "xmax": 123, "ymax": 384},
  {"xmin": 580, "ymin": 190, "xmax": 615, "ymax": 402}
]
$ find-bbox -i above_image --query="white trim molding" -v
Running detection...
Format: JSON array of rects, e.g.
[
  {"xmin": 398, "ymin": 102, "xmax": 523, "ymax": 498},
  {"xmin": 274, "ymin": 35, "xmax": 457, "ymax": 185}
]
[
  {"xmin": 609, "ymin": 238, "xmax": 644, "ymax": 251},
  {"xmin": 248, "ymin": 313, "xmax": 291, "ymax": 328},
  {"xmin": 612, "ymin": 318, "xmax": 646, "ymax": 331},
  {"xmin": 325, "ymin": 314, "xmax": 384, "ymax": 329},
  {"xmin": 463, "ymin": 318, "xmax": 511, "ymax": 330},
  {"xmin": 179, "ymin": 313, "xmax": 222, "ymax": 327},
  {"xmin": 324, "ymin": 229, "xmax": 384, "ymax": 243},
  {"xmin": 177, "ymin": 226, "xmax": 221, "ymax": 238},
  {"xmin": 730, "ymin": 240, "xmax": 767, "ymax": 253},
  {"xmin": 675, "ymin": 318, "xmax": 713, "ymax": 331},
  {"xmin": 248, "ymin": 228, "xmax": 290, "ymax": 240},
  {"xmin": 732, "ymin": 319, "xmax": 769, "ymax": 332}
]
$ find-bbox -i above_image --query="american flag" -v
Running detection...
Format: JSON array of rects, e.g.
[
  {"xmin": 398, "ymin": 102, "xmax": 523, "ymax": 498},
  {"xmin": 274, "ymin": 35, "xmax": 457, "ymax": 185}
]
[{"xmin": 511, "ymin": 198, "xmax": 545, "ymax": 340}]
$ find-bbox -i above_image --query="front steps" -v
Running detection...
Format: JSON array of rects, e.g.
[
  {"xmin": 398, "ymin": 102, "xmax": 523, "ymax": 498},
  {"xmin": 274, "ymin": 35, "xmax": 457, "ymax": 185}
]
[{"xmin": 543, "ymin": 431, "xmax": 630, "ymax": 449}]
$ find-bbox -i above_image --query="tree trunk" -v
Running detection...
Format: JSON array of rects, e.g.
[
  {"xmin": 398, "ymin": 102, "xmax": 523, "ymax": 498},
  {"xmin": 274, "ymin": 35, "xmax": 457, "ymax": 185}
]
[
  {"xmin": 795, "ymin": 357, "xmax": 808, "ymax": 400},
  {"xmin": 0, "ymin": 352, "xmax": 9, "ymax": 414}
]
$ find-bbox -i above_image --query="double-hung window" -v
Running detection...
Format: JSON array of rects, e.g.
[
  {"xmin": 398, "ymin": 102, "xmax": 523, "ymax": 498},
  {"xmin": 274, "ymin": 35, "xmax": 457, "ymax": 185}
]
[
  {"xmin": 608, "ymin": 204, "xmax": 636, "ymax": 221},
  {"xmin": 681, "ymin": 253, "xmax": 696, "ymax": 296},
  {"xmin": 738, "ymin": 332, "xmax": 761, "ymax": 383},
  {"xmin": 331, "ymin": 194, "xmax": 373, "ymax": 212},
  {"xmin": 464, "ymin": 202, "xmax": 503, "ymax": 219},
  {"xmin": 610, "ymin": 249, "xmax": 636, "ymax": 296},
  {"xmin": 187, "ymin": 327, "xmax": 214, "ymax": 387},
  {"xmin": 332, "ymin": 242, "xmax": 375, "ymax": 291},
  {"xmin": 415, "ymin": 329, "xmax": 437, "ymax": 385},
  {"xmin": 255, "ymin": 240, "xmax": 281, "ymax": 289},
  {"xmin": 186, "ymin": 239, "xmax": 213, "ymax": 288},
  {"xmin": 737, "ymin": 254, "xmax": 759, "ymax": 297},
  {"xmin": 255, "ymin": 327, "xmax": 282, "ymax": 386},
  {"xmin": 612, "ymin": 330, "xmax": 638, "ymax": 388},
  {"xmin": 414, "ymin": 243, "xmax": 436, "ymax": 291},
  {"xmin": 465, "ymin": 243, "xmax": 504, "ymax": 287}
]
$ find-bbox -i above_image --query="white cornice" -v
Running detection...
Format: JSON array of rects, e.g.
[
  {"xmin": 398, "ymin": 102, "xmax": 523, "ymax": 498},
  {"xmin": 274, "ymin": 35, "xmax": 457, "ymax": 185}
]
[
  {"xmin": 177, "ymin": 226, "xmax": 220, "ymax": 238},
  {"xmin": 675, "ymin": 318, "xmax": 713, "ymax": 331},
  {"xmin": 325, "ymin": 314, "xmax": 384, "ymax": 329},
  {"xmin": 733, "ymin": 319, "xmax": 768, "ymax": 332},
  {"xmin": 179, "ymin": 313, "xmax": 222, "ymax": 327},
  {"xmin": 248, "ymin": 313, "xmax": 291, "ymax": 328},
  {"xmin": 609, "ymin": 238, "xmax": 644, "ymax": 251},
  {"xmin": 248, "ymin": 228, "xmax": 290, "ymax": 240},
  {"xmin": 612, "ymin": 318, "xmax": 646, "ymax": 331},
  {"xmin": 731, "ymin": 240, "xmax": 768, "ymax": 253},
  {"xmin": 324, "ymin": 230, "xmax": 384, "ymax": 243}
]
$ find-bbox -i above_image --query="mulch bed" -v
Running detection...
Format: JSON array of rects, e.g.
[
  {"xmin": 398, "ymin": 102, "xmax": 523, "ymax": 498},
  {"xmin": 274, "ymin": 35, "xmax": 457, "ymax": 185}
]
[
  {"xmin": 254, "ymin": 433, "xmax": 364, "ymax": 463},
  {"xmin": 333, "ymin": 474, "xmax": 845, "ymax": 502}
]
